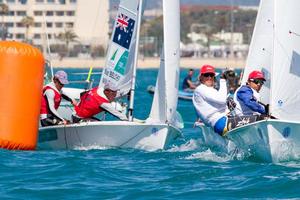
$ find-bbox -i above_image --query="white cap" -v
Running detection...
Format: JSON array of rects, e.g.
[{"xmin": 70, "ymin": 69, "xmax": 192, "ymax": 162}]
[{"xmin": 103, "ymin": 82, "xmax": 118, "ymax": 91}]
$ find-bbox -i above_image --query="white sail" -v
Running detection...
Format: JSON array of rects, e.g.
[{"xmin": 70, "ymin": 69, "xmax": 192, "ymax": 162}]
[
  {"xmin": 271, "ymin": 0, "xmax": 300, "ymax": 120},
  {"xmin": 99, "ymin": 0, "xmax": 140, "ymax": 97},
  {"xmin": 148, "ymin": 0, "xmax": 180, "ymax": 124},
  {"xmin": 242, "ymin": 0, "xmax": 274, "ymax": 104}
]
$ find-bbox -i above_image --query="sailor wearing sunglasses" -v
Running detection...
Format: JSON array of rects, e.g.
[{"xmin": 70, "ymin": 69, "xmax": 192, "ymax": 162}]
[
  {"xmin": 193, "ymin": 65, "xmax": 229, "ymax": 136},
  {"xmin": 233, "ymin": 70, "xmax": 268, "ymax": 116}
]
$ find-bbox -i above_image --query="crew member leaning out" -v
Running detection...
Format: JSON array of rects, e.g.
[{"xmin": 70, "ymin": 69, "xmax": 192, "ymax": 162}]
[
  {"xmin": 193, "ymin": 65, "xmax": 229, "ymax": 135},
  {"xmin": 72, "ymin": 83, "xmax": 128, "ymax": 123}
]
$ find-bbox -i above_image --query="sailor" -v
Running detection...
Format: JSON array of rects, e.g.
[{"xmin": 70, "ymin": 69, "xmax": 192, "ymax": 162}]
[
  {"xmin": 233, "ymin": 70, "xmax": 268, "ymax": 116},
  {"xmin": 40, "ymin": 70, "xmax": 77, "ymax": 127},
  {"xmin": 182, "ymin": 69, "xmax": 197, "ymax": 92},
  {"xmin": 72, "ymin": 83, "xmax": 128, "ymax": 123},
  {"xmin": 192, "ymin": 65, "xmax": 229, "ymax": 135}
]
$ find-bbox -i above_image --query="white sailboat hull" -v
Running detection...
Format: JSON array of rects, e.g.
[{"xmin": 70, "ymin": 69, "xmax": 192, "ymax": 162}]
[
  {"xmin": 195, "ymin": 124, "xmax": 237, "ymax": 155},
  {"xmin": 196, "ymin": 124, "xmax": 229, "ymax": 152},
  {"xmin": 38, "ymin": 121, "xmax": 181, "ymax": 150},
  {"xmin": 226, "ymin": 119, "xmax": 300, "ymax": 162}
]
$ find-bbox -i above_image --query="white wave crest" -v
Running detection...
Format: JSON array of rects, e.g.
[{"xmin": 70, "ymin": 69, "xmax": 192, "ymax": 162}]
[{"xmin": 186, "ymin": 149, "xmax": 232, "ymax": 162}]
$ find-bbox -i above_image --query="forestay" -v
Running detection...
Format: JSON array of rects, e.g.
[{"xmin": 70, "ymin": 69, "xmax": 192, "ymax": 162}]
[
  {"xmin": 148, "ymin": 0, "xmax": 180, "ymax": 124},
  {"xmin": 271, "ymin": 0, "xmax": 300, "ymax": 120},
  {"xmin": 99, "ymin": 0, "xmax": 140, "ymax": 97},
  {"xmin": 241, "ymin": 0, "xmax": 274, "ymax": 104}
]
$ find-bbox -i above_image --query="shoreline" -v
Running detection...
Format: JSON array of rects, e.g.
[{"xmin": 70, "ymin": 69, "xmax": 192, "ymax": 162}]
[{"xmin": 51, "ymin": 57, "xmax": 245, "ymax": 69}]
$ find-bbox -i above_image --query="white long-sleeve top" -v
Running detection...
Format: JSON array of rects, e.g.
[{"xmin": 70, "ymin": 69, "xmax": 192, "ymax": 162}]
[
  {"xmin": 192, "ymin": 79, "xmax": 228, "ymax": 127},
  {"xmin": 40, "ymin": 82, "xmax": 64, "ymax": 121}
]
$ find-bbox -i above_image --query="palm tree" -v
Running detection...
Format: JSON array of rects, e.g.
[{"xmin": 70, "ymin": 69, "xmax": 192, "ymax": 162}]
[
  {"xmin": 57, "ymin": 29, "xmax": 78, "ymax": 56},
  {"xmin": 0, "ymin": 3, "xmax": 9, "ymax": 40},
  {"xmin": 0, "ymin": 3, "xmax": 9, "ymax": 24},
  {"xmin": 21, "ymin": 16, "xmax": 34, "ymax": 42}
]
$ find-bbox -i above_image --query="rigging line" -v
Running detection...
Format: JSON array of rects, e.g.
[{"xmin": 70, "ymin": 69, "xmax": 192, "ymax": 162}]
[
  {"xmin": 42, "ymin": 14, "xmax": 54, "ymax": 78},
  {"xmin": 91, "ymin": 1, "xmax": 102, "ymax": 42},
  {"xmin": 289, "ymin": 30, "xmax": 300, "ymax": 37},
  {"xmin": 119, "ymin": 125, "xmax": 149, "ymax": 147}
]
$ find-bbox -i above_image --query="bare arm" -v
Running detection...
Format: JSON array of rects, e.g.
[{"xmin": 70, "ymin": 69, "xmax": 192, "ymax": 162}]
[{"xmin": 187, "ymin": 79, "xmax": 197, "ymax": 89}]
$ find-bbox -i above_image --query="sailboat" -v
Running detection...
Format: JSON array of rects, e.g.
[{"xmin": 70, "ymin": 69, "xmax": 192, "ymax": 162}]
[
  {"xmin": 38, "ymin": 0, "xmax": 182, "ymax": 150},
  {"xmin": 226, "ymin": 0, "xmax": 300, "ymax": 162}
]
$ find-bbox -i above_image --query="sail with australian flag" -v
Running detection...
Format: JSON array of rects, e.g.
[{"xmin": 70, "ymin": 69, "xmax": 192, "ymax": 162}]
[{"xmin": 99, "ymin": 0, "xmax": 142, "ymax": 97}]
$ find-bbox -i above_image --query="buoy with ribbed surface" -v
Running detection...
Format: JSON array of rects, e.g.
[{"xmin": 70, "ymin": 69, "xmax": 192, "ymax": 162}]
[{"xmin": 0, "ymin": 41, "xmax": 45, "ymax": 150}]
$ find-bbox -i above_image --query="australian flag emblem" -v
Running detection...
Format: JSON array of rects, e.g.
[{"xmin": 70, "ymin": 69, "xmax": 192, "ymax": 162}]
[{"xmin": 112, "ymin": 13, "xmax": 135, "ymax": 50}]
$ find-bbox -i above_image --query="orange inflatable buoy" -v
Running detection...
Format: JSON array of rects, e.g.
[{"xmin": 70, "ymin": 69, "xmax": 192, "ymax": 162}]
[{"xmin": 0, "ymin": 41, "xmax": 45, "ymax": 150}]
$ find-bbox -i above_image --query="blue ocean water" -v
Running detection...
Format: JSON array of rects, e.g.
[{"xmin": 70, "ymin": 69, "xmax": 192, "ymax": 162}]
[{"xmin": 2, "ymin": 68, "xmax": 300, "ymax": 199}]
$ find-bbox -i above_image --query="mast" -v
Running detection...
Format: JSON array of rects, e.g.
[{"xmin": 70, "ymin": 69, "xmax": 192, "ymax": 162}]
[
  {"xmin": 43, "ymin": 14, "xmax": 54, "ymax": 78},
  {"xmin": 128, "ymin": 0, "xmax": 143, "ymax": 121},
  {"xmin": 230, "ymin": 0, "xmax": 235, "ymax": 59}
]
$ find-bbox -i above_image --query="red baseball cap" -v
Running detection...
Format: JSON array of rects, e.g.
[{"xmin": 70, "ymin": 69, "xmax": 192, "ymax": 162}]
[
  {"xmin": 200, "ymin": 65, "xmax": 216, "ymax": 75},
  {"xmin": 248, "ymin": 70, "xmax": 266, "ymax": 81}
]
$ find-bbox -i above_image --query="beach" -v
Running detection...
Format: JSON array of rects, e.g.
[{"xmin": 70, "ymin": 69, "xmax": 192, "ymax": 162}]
[{"xmin": 51, "ymin": 57, "xmax": 245, "ymax": 69}]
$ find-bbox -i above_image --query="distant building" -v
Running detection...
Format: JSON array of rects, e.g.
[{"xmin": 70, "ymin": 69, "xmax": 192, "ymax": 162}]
[
  {"xmin": 239, "ymin": 6, "xmax": 258, "ymax": 11},
  {"xmin": 0, "ymin": 0, "xmax": 109, "ymax": 50},
  {"xmin": 185, "ymin": 30, "xmax": 247, "ymax": 58},
  {"xmin": 180, "ymin": 4, "xmax": 258, "ymax": 12},
  {"xmin": 187, "ymin": 31, "xmax": 243, "ymax": 45},
  {"xmin": 180, "ymin": 5, "xmax": 239, "ymax": 12},
  {"xmin": 214, "ymin": 31, "xmax": 243, "ymax": 45}
]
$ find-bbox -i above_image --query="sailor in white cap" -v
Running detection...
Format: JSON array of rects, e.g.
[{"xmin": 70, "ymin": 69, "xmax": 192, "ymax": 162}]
[
  {"xmin": 40, "ymin": 70, "xmax": 77, "ymax": 126},
  {"xmin": 72, "ymin": 82, "xmax": 128, "ymax": 123}
]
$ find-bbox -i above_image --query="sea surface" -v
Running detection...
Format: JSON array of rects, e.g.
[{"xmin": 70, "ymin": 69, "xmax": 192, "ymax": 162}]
[{"xmin": 1, "ymin": 68, "xmax": 300, "ymax": 199}]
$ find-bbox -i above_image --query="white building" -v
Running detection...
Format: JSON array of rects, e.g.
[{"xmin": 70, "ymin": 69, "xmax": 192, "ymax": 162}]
[
  {"xmin": 187, "ymin": 31, "xmax": 244, "ymax": 45},
  {"xmin": 214, "ymin": 30, "xmax": 244, "ymax": 45},
  {"xmin": 0, "ymin": 0, "xmax": 109, "ymax": 50}
]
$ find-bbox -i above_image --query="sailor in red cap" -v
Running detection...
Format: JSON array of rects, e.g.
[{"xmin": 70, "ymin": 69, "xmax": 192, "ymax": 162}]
[
  {"xmin": 233, "ymin": 70, "xmax": 268, "ymax": 116},
  {"xmin": 193, "ymin": 65, "xmax": 229, "ymax": 135}
]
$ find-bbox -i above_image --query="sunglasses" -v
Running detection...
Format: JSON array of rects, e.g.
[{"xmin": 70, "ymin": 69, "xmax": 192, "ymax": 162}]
[
  {"xmin": 252, "ymin": 79, "xmax": 265, "ymax": 85},
  {"xmin": 203, "ymin": 73, "xmax": 215, "ymax": 78},
  {"xmin": 54, "ymin": 78, "xmax": 64, "ymax": 86}
]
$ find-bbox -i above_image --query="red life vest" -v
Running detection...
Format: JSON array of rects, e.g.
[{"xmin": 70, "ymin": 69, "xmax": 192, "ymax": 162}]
[
  {"xmin": 40, "ymin": 85, "xmax": 62, "ymax": 115},
  {"xmin": 75, "ymin": 87, "xmax": 109, "ymax": 118}
]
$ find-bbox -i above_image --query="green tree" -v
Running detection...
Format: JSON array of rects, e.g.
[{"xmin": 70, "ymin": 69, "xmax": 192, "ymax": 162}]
[
  {"xmin": 21, "ymin": 16, "xmax": 34, "ymax": 42},
  {"xmin": 57, "ymin": 29, "xmax": 78, "ymax": 56}
]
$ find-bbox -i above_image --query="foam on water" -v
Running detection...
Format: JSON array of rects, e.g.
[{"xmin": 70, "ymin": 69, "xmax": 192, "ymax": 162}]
[
  {"xmin": 167, "ymin": 139, "xmax": 200, "ymax": 152},
  {"xmin": 186, "ymin": 149, "xmax": 233, "ymax": 162},
  {"xmin": 74, "ymin": 145, "xmax": 113, "ymax": 151}
]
